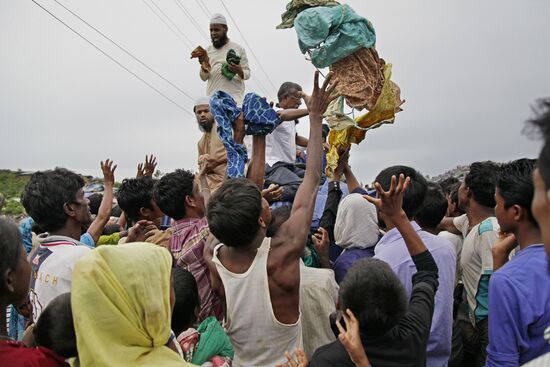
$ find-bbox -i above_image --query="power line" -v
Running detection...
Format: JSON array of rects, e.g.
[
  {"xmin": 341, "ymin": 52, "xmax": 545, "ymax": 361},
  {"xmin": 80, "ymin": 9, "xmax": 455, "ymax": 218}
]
[
  {"xmin": 194, "ymin": 0, "xmax": 212, "ymax": 19},
  {"xmin": 51, "ymin": 0, "xmax": 195, "ymax": 103},
  {"xmin": 141, "ymin": 0, "xmax": 193, "ymax": 48},
  {"xmin": 219, "ymin": 0, "xmax": 278, "ymax": 94},
  {"xmin": 174, "ymin": 0, "xmax": 209, "ymax": 41},
  {"xmin": 31, "ymin": 0, "xmax": 194, "ymax": 116},
  {"xmin": 149, "ymin": 0, "xmax": 196, "ymax": 47}
]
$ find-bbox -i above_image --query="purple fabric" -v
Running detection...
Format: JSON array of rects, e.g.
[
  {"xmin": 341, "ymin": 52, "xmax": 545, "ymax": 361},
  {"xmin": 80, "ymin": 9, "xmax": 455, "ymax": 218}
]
[
  {"xmin": 486, "ymin": 245, "xmax": 550, "ymax": 366},
  {"xmin": 374, "ymin": 222, "xmax": 456, "ymax": 367},
  {"xmin": 333, "ymin": 247, "xmax": 375, "ymax": 283}
]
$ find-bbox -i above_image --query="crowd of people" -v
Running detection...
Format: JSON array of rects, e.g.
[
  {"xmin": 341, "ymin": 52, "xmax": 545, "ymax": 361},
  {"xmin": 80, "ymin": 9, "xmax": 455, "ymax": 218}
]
[{"xmin": 1, "ymin": 11, "xmax": 549, "ymax": 367}]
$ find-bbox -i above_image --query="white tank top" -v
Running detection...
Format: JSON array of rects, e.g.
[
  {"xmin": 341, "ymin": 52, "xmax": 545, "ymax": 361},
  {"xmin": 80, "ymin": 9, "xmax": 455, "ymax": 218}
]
[{"xmin": 212, "ymin": 237, "xmax": 303, "ymax": 367}]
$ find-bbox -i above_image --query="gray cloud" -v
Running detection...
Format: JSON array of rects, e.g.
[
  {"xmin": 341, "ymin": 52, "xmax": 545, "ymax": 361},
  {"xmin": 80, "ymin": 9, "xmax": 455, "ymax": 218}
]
[{"xmin": 1, "ymin": 0, "xmax": 548, "ymax": 182}]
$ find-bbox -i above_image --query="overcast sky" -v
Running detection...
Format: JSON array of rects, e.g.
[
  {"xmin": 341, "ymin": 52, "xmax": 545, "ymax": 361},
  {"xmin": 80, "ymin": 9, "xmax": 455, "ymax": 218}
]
[{"xmin": 1, "ymin": 0, "xmax": 549, "ymax": 183}]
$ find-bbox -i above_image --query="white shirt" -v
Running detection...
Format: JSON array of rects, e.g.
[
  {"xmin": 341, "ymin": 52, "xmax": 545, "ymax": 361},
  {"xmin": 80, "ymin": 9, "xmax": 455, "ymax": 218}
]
[
  {"xmin": 30, "ymin": 234, "xmax": 90, "ymax": 322},
  {"xmin": 265, "ymin": 121, "xmax": 297, "ymax": 166},
  {"xmin": 200, "ymin": 40, "xmax": 250, "ymax": 105}
]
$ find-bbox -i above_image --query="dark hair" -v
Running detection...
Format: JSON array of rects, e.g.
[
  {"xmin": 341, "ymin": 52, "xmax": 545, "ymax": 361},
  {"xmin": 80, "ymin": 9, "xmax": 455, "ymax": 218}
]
[
  {"xmin": 374, "ymin": 166, "xmax": 428, "ymax": 219},
  {"xmin": 154, "ymin": 169, "xmax": 195, "ymax": 220},
  {"xmin": 497, "ymin": 158, "xmax": 538, "ymax": 227},
  {"xmin": 464, "ymin": 161, "xmax": 500, "ymax": 208},
  {"xmin": 207, "ymin": 178, "xmax": 262, "ymax": 247},
  {"xmin": 266, "ymin": 205, "xmax": 291, "ymax": 237},
  {"xmin": 110, "ymin": 205, "xmax": 122, "ymax": 218},
  {"xmin": 438, "ymin": 177, "xmax": 459, "ymax": 196},
  {"xmin": 322, "ymin": 124, "xmax": 330, "ymax": 140},
  {"xmin": 0, "ymin": 219, "xmax": 23, "ymax": 290},
  {"xmin": 21, "ymin": 168, "xmax": 84, "ymax": 232},
  {"xmin": 171, "ymin": 268, "xmax": 200, "ymax": 335},
  {"xmin": 87, "ymin": 193, "xmax": 103, "ymax": 216},
  {"xmin": 526, "ymin": 98, "xmax": 550, "ymax": 187},
  {"xmin": 34, "ymin": 293, "xmax": 77, "ymax": 359},
  {"xmin": 340, "ymin": 258, "xmax": 408, "ymax": 337},
  {"xmin": 117, "ymin": 177, "xmax": 156, "ymax": 224},
  {"xmin": 277, "ymin": 82, "xmax": 302, "ymax": 102},
  {"xmin": 416, "ymin": 183, "xmax": 448, "ymax": 230}
]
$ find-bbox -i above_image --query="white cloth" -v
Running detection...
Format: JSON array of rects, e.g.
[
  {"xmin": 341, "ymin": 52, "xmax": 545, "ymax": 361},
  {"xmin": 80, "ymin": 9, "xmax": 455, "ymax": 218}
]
[
  {"xmin": 200, "ymin": 40, "xmax": 250, "ymax": 105},
  {"xmin": 299, "ymin": 261, "xmax": 338, "ymax": 358},
  {"xmin": 334, "ymin": 193, "xmax": 379, "ymax": 250},
  {"xmin": 194, "ymin": 95, "xmax": 210, "ymax": 107},
  {"xmin": 265, "ymin": 120, "xmax": 297, "ymax": 166},
  {"xmin": 210, "ymin": 13, "xmax": 227, "ymax": 25},
  {"xmin": 212, "ymin": 237, "xmax": 302, "ymax": 367},
  {"xmin": 30, "ymin": 234, "xmax": 90, "ymax": 322}
]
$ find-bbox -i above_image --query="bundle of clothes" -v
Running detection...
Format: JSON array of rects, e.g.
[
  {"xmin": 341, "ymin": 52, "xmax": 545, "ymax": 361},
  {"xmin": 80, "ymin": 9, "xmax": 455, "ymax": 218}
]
[{"xmin": 277, "ymin": 0, "xmax": 405, "ymax": 177}]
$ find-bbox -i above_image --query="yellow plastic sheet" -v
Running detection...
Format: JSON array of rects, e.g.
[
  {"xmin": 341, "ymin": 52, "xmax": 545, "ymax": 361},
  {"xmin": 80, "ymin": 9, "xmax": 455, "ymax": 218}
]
[{"xmin": 325, "ymin": 63, "xmax": 404, "ymax": 177}]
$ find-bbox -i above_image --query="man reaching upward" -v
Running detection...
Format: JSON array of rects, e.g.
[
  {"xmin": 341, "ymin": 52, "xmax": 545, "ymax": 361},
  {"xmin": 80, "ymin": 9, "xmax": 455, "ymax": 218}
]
[
  {"xmin": 204, "ymin": 71, "xmax": 337, "ymax": 366},
  {"xmin": 197, "ymin": 14, "xmax": 250, "ymax": 105}
]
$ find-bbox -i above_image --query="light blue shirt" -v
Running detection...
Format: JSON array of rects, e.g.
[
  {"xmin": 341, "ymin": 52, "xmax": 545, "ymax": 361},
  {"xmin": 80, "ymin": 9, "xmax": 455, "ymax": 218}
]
[
  {"xmin": 375, "ymin": 221, "xmax": 456, "ymax": 367},
  {"xmin": 79, "ymin": 232, "xmax": 95, "ymax": 249}
]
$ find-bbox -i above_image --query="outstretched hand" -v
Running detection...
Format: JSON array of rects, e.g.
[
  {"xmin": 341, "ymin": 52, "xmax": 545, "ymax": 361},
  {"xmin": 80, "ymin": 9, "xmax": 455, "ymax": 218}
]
[
  {"xmin": 312, "ymin": 227, "xmax": 330, "ymax": 257},
  {"xmin": 136, "ymin": 163, "xmax": 145, "ymax": 178},
  {"xmin": 126, "ymin": 220, "xmax": 156, "ymax": 243},
  {"xmin": 364, "ymin": 174, "xmax": 410, "ymax": 221},
  {"xmin": 143, "ymin": 154, "xmax": 157, "ymax": 177},
  {"xmin": 101, "ymin": 159, "xmax": 117, "ymax": 186},
  {"xmin": 304, "ymin": 71, "xmax": 339, "ymax": 116},
  {"xmin": 336, "ymin": 309, "xmax": 370, "ymax": 367},
  {"xmin": 275, "ymin": 348, "xmax": 308, "ymax": 367}
]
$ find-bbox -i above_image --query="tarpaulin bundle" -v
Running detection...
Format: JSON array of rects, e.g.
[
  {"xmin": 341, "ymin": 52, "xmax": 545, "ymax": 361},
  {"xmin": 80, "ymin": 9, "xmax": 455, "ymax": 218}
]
[
  {"xmin": 324, "ymin": 64, "xmax": 404, "ymax": 177},
  {"xmin": 210, "ymin": 91, "xmax": 282, "ymax": 178},
  {"xmin": 294, "ymin": 5, "xmax": 376, "ymax": 68},
  {"xmin": 221, "ymin": 49, "xmax": 241, "ymax": 80},
  {"xmin": 276, "ymin": 0, "xmax": 340, "ymax": 29}
]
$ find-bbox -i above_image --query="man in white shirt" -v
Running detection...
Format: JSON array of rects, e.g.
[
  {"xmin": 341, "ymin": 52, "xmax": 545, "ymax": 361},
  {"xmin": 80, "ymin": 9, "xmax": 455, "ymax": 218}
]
[
  {"xmin": 264, "ymin": 82, "xmax": 310, "ymax": 202},
  {"xmin": 197, "ymin": 14, "xmax": 250, "ymax": 105}
]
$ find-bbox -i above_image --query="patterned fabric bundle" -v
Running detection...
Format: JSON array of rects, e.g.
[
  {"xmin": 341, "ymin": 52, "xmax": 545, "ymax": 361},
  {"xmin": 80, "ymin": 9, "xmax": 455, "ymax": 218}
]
[{"xmin": 210, "ymin": 91, "xmax": 282, "ymax": 178}]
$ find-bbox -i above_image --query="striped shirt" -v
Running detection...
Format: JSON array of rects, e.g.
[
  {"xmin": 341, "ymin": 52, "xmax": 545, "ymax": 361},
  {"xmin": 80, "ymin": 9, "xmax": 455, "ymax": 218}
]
[{"xmin": 170, "ymin": 217, "xmax": 223, "ymax": 321}]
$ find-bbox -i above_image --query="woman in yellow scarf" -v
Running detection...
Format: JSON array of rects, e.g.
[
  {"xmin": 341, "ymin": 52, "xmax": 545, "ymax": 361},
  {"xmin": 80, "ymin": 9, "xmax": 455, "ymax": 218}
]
[{"xmin": 71, "ymin": 242, "xmax": 195, "ymax": 367}]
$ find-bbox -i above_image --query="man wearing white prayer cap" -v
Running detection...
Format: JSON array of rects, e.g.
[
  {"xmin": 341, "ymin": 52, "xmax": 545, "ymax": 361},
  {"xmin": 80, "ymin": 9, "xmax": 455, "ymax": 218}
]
[
  {"xmin": 194, "ymin": 96, "xmax": 227, "ymax": 192},
  {"xmin": 196, "ymin": 13, "xmax": 250, "ymax": 105}
]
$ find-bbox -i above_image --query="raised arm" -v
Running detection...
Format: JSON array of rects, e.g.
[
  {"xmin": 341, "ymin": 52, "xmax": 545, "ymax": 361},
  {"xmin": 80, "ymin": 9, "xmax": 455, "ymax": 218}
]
[
  {"xmin": 277, "ymin": 109, "xmax": 309, "ymax": 122},
  {"xmin": 87, "ymin": 159, "xmax": 117, "ymax": 244},
  {"xmin": 365, "ymin": 174, "xmax": 428, "ymax": 257},
  {"xmin": 246, "ymin": 135, "xmax": 266, "ymax": 189},
  {"xmin": 277, "ymin": 71, "xmax": 338, "ymax": 257}
]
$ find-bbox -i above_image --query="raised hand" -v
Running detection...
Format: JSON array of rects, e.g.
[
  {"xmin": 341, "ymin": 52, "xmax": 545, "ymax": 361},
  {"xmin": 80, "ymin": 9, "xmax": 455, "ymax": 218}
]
[
  {"xmin": 364, "ymin": 174, "xmax": 410, "ymax": 221},
  {"xmin": 136, "ymin": 163, "xmax": 145, "ymax": 178},
  {"xmin": 312, "ymin": 227, "xmax": 330, "ymax": 256},
  {"xmin": 275, "ymin": 348, "xmax": 308, "ymax": 367},
  {"xmin": 100, "ymin": 159, "xmax": 117, "ymax": 186},
  {"xmin": 336, "ymin": 309, "xmax": 370, "ymax": 367},
  {"xmin": 262, "ymin": 184, "xmax": 284, "ymax": 202},
  {"xmin": 304, "ymin": 71, "xmax": 339, "ymax": 117},
  {"xmin": 143, "ymin": 154, "xmax": 157, "ymax": 177},
  {"xmin": 126, "ymin": 220, "xmax": 156, "ymax": 243}
]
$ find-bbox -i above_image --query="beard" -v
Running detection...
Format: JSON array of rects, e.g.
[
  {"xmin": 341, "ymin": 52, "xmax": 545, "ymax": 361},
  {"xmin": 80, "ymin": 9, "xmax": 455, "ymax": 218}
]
[
  {"xmin": 212, "ymin": 33, "xmax": 229, "ymax": 49},
  {"xmin": 198, "ymin": 121, "xmax": 213, "ymax": 132}
]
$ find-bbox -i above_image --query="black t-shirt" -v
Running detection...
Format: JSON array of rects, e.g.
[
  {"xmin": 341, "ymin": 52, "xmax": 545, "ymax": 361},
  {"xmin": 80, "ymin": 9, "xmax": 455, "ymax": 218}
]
[{"xmin": 309, "ymin": 250, "xmax": 439, "ymax": 367}]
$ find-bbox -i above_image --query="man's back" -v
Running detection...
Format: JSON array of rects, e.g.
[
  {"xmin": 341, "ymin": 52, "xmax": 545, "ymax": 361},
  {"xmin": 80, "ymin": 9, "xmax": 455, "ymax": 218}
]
[
  {"xmin": 210, "ymin": 237, "xmax": 302, "ymax": 366},
  {"xmin": 375, "ymin": 222, "xmax": 456, "ymax": 367},
  {"xmin": 30, "ymin": 234, "xmax": 90, "ymax": 322}
]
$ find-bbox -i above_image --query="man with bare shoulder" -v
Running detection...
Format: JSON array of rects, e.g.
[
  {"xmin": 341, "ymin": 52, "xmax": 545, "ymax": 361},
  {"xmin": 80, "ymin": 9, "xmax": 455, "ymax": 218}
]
[{"xmin": 203, "ymin": 71, "xmax": 337, "ymax": 367}]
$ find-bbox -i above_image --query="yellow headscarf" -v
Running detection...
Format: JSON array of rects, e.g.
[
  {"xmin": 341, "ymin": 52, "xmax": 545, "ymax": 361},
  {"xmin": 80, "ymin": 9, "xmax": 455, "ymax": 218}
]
[{"xmin": 71, "ymin": 242, "xmax": 193, "ymax": 367}]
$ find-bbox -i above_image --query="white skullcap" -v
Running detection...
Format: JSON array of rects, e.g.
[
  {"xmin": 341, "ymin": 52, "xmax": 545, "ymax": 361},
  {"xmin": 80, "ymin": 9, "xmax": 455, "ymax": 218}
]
[
  {"xmin": 210, "ymin": 13, "xmax": 227, "ymax": 25},
  {"xmin": 194, "ymin": 96, "xmax": 210, "ymax": 107}
]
